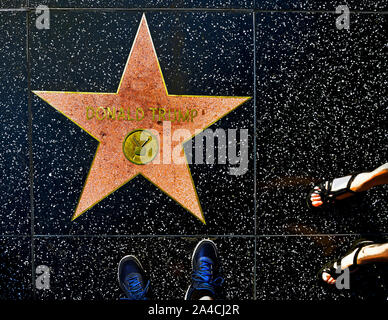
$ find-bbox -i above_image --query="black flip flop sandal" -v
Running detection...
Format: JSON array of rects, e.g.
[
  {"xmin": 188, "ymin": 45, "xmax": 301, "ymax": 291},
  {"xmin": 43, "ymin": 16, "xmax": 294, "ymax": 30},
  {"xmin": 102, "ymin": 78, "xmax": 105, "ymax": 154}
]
[
  {"xmin": 318, "ymin": 239, "xmax": 375, "ymax": 283},
  {"xmin": 307, "ymin": 173, "xmax": 360, "ymax": 209}
]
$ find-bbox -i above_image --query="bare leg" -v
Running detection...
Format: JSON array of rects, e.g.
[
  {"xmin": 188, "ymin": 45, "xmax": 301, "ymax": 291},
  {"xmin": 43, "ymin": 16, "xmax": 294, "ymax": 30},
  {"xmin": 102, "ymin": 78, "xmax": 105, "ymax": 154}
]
[
  {"xmin": 311, "ymin": 163, "xmax": 388, "ymax": 207},
  {"xmin": 322, "ymin": 243, "xmax": 388, "ymax": 285},
  {"xmin": 350, "ymin": 163, "xmax": 388, "ymax": 192},
  {"xmin": 358, "ymin": 243, "xmax": 388, "ymax": 264}
]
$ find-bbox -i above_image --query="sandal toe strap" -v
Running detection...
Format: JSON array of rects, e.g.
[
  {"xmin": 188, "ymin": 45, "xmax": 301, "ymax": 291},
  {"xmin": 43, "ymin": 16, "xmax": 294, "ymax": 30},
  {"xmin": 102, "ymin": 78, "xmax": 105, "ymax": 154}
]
[
  {"xmin": 322, "ymin": 259, "xmax": 342, "ymax": 280},
  {"xmin": 325, "ymin": 173, "xmax": 359, "ymax": 202}
]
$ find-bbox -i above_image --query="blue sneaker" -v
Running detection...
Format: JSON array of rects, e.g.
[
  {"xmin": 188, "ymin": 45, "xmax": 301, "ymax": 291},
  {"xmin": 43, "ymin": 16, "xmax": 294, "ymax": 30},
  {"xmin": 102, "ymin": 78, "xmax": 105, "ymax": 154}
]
[
  {"xmin": 118, "ymin": 255, "xmax": 150, "ymax": 300},
  {"xmin": 185, "ymin": 239, "xmax": 224, "ymax": 300}
]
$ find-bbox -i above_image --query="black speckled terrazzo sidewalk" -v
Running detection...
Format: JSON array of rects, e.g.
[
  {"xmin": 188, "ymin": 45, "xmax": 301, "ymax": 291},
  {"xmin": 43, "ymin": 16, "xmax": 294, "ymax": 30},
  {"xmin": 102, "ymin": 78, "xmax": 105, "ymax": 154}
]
[{"xmin": 0, "ymin": 1, "xmax": 387, "ymax": 301}]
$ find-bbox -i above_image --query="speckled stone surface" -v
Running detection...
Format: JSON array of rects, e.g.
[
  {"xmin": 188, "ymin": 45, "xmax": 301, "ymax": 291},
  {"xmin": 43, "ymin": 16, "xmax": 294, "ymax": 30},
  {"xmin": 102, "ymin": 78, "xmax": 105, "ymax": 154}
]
[
  {"xmin": 29, "ymin": 0, "xmax": 253, "ymax": 9},
  {"xmin": 0, "ymin": 1, "xmax": 25, "ymax": 8},
  {"xmin": 0, "ymin": 237, "xmax": 32, "ymax": 300},
  {"xmin": 256, "ymin": 12, "xmax": 388, "ymax": 235},
  {"xmin": 25, "ymin": 0, "xmax": 388, "ymax": 10},
  {"xmin": 34, "ymin": 237, "xmax": 254, "ymax": 300},
  {"xmin": 31, "ymin": 11, "xmax": 254, "ymax": 235},
  {"xmin": 256, "ymin": 236, "xmax": 388, "ymax": 300},
  {"xmin": 254, "ymin": 1, "xmax": 387, "ymax": 10},
  {"xmin": 0, "ymin": 12, "xmax": 30, "ymax": 235}
]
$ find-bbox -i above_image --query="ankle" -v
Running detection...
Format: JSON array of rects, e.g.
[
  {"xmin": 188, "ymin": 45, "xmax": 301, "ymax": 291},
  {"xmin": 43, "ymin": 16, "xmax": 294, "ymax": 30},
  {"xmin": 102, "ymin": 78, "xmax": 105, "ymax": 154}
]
[
  {"xmin": 356, "ymin": 246, "xmax": 371, "ymax": 265},
  {"xmin": 349, "ymin": 172, "xmax": 371, "ymax": 192}
]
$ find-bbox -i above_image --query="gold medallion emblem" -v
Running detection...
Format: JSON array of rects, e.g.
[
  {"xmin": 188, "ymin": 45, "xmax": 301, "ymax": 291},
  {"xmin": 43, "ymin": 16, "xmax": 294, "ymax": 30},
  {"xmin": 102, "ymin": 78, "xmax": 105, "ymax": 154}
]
[{"xmin": 123, "ymin": 129, "xmax": 159, "ymax": 165}]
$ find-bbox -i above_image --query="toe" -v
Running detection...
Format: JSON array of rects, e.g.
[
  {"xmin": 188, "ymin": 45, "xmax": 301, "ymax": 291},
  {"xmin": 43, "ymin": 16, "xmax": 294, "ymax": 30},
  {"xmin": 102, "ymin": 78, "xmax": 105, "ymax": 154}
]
[
  {"xmin": 312, "ymin": 200, "xmax": 323, "ymax": 207},
  {"xmin": 322, "ymin": 272, "xmax": 335, "ymax": 285}
]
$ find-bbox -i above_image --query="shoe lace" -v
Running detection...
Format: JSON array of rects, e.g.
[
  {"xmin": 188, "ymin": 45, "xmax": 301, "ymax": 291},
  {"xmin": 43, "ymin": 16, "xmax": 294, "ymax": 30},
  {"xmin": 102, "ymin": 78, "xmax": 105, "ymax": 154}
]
[
  {"xmin": 121, "ymin": 275, "xmax": 150, "ymax": 300},
  {"xmin": 192, "ymin": 258, "xmax": 224, "ymax": 294}
]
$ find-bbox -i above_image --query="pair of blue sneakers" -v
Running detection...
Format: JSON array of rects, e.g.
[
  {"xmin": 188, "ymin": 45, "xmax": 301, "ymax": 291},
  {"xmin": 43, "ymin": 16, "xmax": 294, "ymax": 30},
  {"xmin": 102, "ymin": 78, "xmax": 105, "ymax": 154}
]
[{"xmin": 117, "ymin": 239, "xmax": 224, "ymax": 300}]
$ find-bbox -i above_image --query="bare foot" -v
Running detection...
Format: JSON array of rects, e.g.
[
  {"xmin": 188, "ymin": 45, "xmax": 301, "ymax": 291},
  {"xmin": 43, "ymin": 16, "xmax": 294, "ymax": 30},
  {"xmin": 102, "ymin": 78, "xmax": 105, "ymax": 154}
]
[
  {"xmin": 309, "ymin": 182, "xmax": 356, "ymax": 208},
  {"xmin": 322, "ymin": 248, "xmax": 359, "ymax": 285}
]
